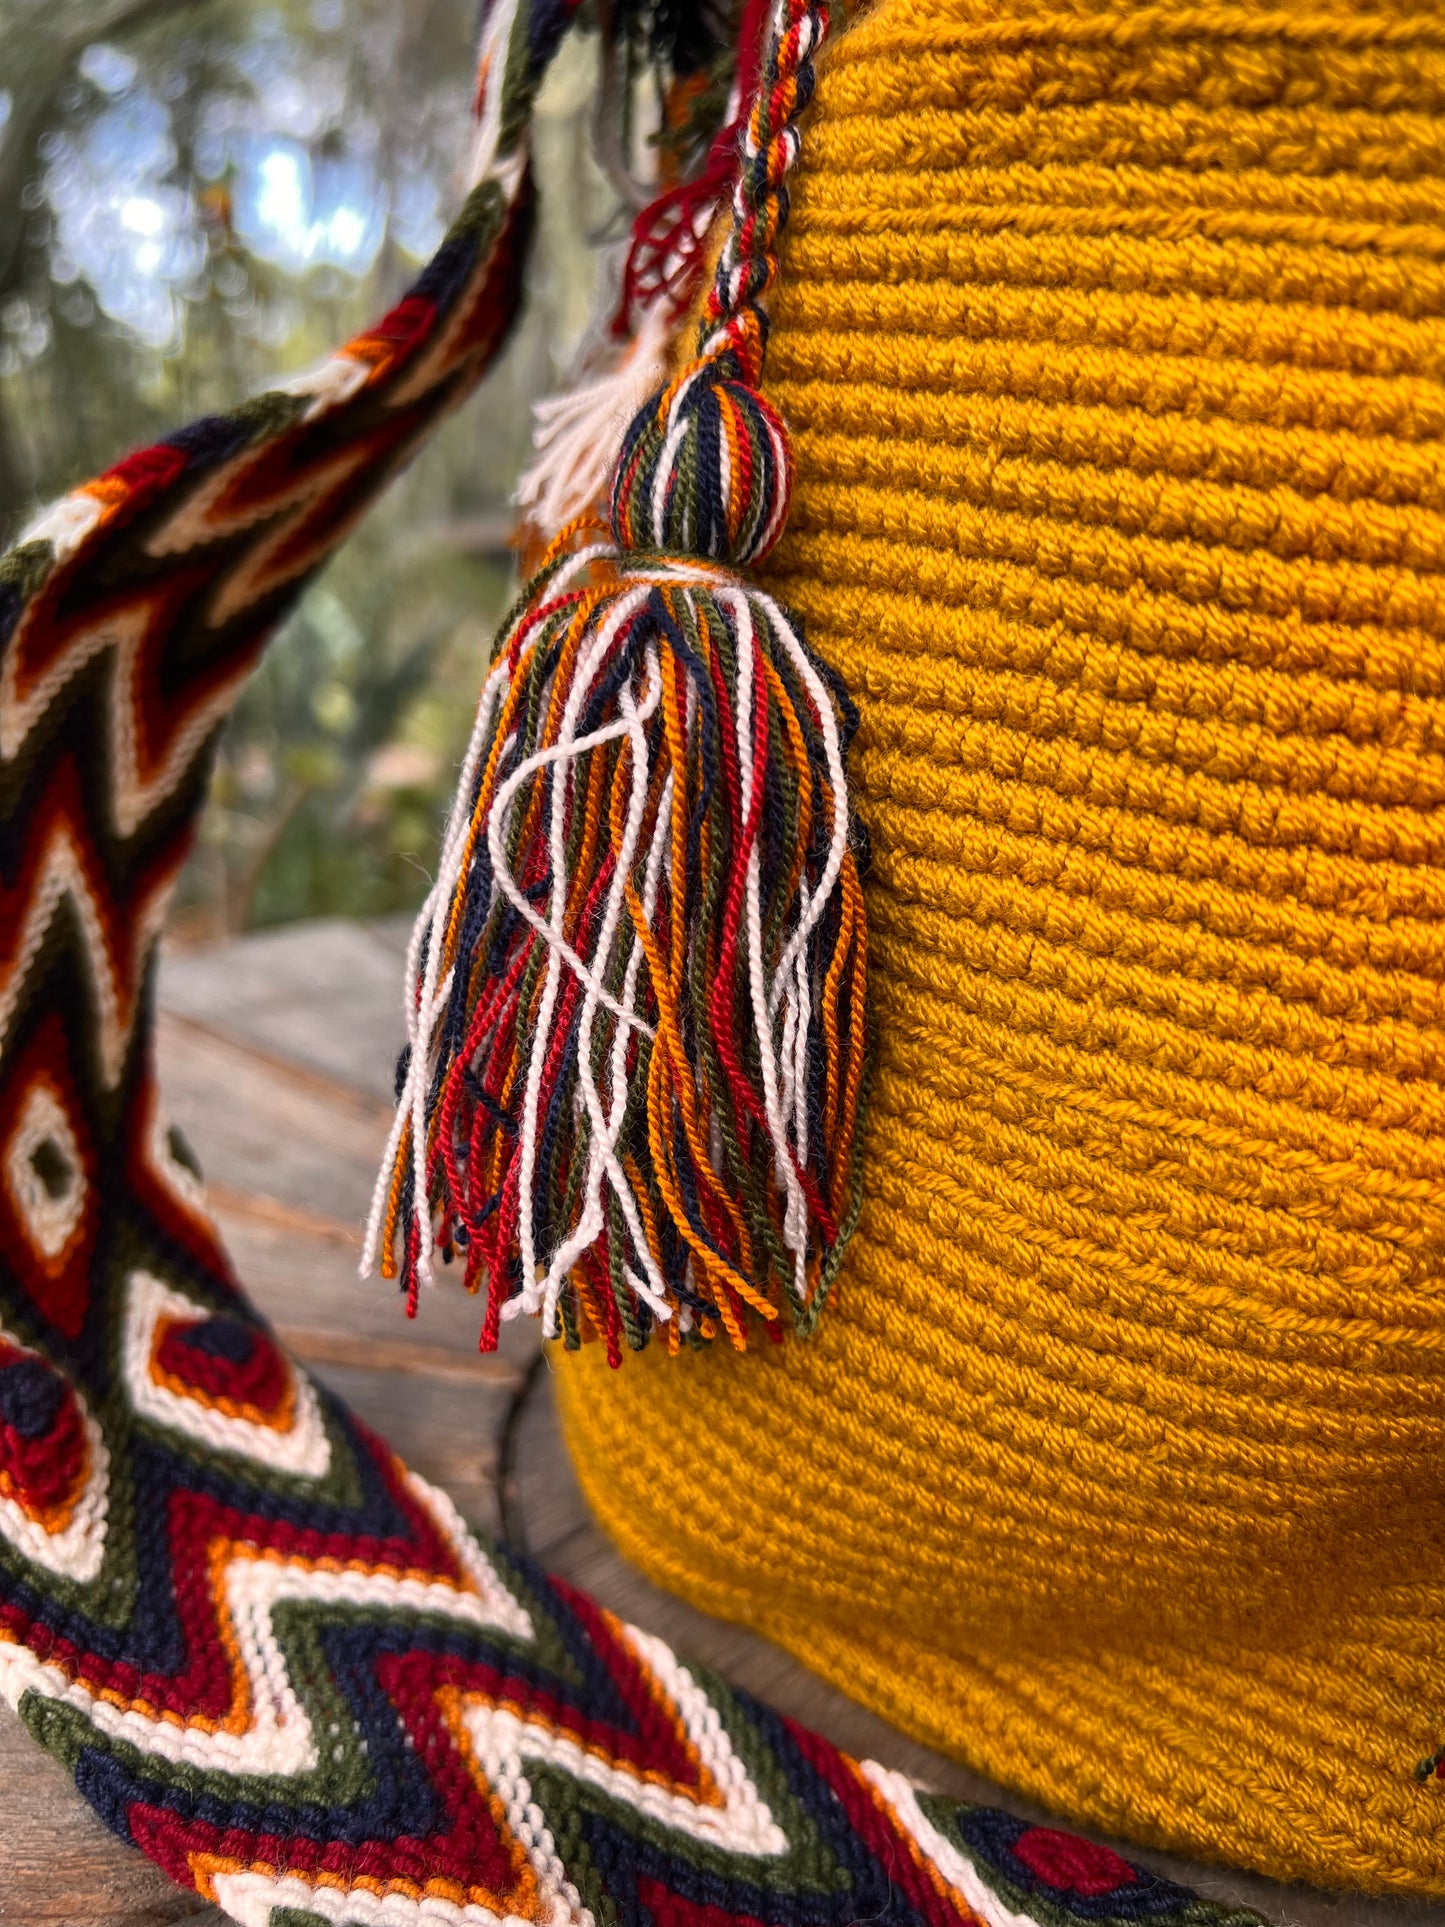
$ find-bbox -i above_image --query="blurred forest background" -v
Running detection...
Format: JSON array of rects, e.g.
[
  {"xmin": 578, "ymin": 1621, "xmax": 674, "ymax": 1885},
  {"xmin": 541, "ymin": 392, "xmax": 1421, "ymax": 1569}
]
[{"xmin": 0, "ymin": 0, "xmax": 614, "ymax": 933}]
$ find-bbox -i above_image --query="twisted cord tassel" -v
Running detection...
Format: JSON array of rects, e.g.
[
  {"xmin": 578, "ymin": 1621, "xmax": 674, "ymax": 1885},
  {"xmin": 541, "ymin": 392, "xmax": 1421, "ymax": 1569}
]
[{"xmin": 366, "ymin": 0, "xmax": 869, "ymax": 1363}]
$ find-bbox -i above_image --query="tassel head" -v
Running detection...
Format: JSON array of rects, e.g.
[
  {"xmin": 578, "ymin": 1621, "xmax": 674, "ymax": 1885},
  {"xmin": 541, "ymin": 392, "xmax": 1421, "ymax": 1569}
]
[{"xmin": 611, "ymin": 349, "xmax": 792, "ymax": 566}]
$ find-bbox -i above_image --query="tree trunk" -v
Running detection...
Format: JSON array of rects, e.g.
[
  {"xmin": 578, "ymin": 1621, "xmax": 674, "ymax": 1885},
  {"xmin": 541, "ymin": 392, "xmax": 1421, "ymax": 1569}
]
[{"xmin": 0, "ymin": 392, "xmax": 31, "ymax": 545}]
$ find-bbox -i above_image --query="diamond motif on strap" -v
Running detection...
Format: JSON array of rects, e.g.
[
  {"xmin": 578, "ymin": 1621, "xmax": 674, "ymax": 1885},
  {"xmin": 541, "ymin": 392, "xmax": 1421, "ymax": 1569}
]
[
  {"xmin": 122, "ymin": 1270, "xmax": 330, "ymax": 1478},
  {"xmin": 0, "ymin": 1328, "xmax": 108, "ymax": 1582},
  {"xmin": 3, "ymin": 1080, "xmax": 87, "ymax": 1264}
]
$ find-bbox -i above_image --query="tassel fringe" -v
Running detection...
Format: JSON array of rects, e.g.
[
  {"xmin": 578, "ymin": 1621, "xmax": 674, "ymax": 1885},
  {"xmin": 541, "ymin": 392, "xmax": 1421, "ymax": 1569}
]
[
  {"xmin": 514, "ymin": 301, "xmax": 674, "ymax": 537},
  {"xmin": 367, "ymin": 0, "xmax": 864, "ymax": 1364},
  {"xmin": 364, "ymin": 532, "xmax": 867, "ymax": 1359}
]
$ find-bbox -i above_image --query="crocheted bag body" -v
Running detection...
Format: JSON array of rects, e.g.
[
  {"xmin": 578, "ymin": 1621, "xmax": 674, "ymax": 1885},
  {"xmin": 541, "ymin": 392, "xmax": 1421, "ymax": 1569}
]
[
  {"xmin": 0, "ymin": 3, "xmax": 1264, "ymax": 1922},
  {"xmin": 555, "ymin": 0, "xmax": 1445, "ymax": 1897}
]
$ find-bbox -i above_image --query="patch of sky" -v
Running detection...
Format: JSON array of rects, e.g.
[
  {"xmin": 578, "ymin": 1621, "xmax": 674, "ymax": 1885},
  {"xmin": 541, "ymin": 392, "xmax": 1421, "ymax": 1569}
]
[
  {"xmin": 45, "ymin": 87, "xmax": 200, "ymax": 350},
  {"xmin": 230, "ymin": 25, "xmax": 348, "ymax": 143},
  {"xmin": 223, "ymin": 30, "xmax": 386, "ymax": 270},
  {"xmin": 389, "ymin": 173, "xmax": 446, "ymax": 264},
  {"xmin": 32, "ymin": 8, "xmax": 470, "ymax": 364},
  {"xmin": 232, "ymin": 138, "xmax": 386, "ymax": 276},
  {"xmin": 40, "ymin": 21, "xmax": 423, "ymax": 356},
  {"xmin": 77, "ymin": 43, "xmax": 139, "ymax": 96}
]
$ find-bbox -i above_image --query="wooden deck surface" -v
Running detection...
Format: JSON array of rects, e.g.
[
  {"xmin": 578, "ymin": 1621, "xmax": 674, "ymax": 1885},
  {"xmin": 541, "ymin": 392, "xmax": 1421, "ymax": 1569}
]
[{"xmin": 1, "ymin": 915, "xmax": 1438, "ymax": 1926}]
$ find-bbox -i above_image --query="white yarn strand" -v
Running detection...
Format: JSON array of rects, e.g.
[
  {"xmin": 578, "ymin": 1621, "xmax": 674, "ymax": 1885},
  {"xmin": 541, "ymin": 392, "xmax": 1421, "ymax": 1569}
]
[
  {"xmin": 729, "ymin": 595, "xmax": 812, "ymax": 1303},
  {"xmin": 500, "ymin": 591, "xmax": 659, "ymax": 1303},
  {"xmin": 466, "ymin": 0, "xmax": 527, "ymax": 196},
  {"xmin": 527, "ymin": 669, "xmax": 674, "ymax": 1335},
  {"xmin": 514, "ymin": 301, "xmax": 674, "ymax": 535}
]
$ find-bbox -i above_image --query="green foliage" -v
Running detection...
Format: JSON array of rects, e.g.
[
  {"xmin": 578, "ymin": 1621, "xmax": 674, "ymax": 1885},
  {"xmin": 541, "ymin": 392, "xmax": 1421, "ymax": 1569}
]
[{"xmin": 0, "ymin": 0, "xmax": 612, "ymax": 933}]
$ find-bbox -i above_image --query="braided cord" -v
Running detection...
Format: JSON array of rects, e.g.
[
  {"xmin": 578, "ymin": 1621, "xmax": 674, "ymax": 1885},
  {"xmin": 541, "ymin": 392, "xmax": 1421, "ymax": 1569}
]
[
  {"xmin": 608, "ymin": 0, "xmax": 833, "ymax": 564},
  {"xmin": 701, "ymin": 0, "xmax": 830, "ymax": 377}
]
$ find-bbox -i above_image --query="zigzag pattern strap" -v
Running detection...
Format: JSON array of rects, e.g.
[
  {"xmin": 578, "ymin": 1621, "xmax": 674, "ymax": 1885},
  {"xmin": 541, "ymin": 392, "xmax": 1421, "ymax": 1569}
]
[
  {"xmin": 0, "ymin": 181, "xmax": 526, "ymax": 1079},
  {"xmin": 0, "ymin": 1239, "xmax": 1268, "ymax": 1927},
  {"xmin": 0, "ymin": 3, "xmax": 1265, "ymax": 1921},
  {"xmin": 0, "ymin": 0, "xmax": 576, "ymax": 1130}
]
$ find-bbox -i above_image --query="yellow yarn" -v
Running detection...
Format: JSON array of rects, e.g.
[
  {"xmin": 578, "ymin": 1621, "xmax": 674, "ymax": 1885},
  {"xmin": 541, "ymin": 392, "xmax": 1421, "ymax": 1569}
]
[{"xmin": 556, "ymin": 0, "xmax": 1445, "ymax": 1895}]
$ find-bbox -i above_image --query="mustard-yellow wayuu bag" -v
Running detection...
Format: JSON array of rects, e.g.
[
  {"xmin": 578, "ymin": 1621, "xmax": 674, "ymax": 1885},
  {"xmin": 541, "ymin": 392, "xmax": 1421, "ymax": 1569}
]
[
  {"xmin": 4, "ymin": 0, "xmax": 1445, "ymax": 1913},
  {"xmin": 557, "ymin": 0, "xmax": 1445, "ymax": 1894}
]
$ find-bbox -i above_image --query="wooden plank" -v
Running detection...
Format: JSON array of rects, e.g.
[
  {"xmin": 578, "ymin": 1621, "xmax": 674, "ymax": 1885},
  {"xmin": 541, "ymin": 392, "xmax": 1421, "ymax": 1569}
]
[
  {"xmin": 310, "ymin": 1358, "xmax": 511, "ymax": 1535},
  {"xmin": 157, "ymin": 919, "xmax": 410, "ymax": 1105},
  {"xmin": 273, "ymin": 1323, "xmax": 520, "ymax": 1387},
  {"xmin": 0, "ymin": 1711, "xmax": 224, "ymax": 1924},
  {"xmin": 153, "ymin": 1005, "xmax": 540, "ymax": 1371},
  {"xmin": 153, "ymin": 1008, "xmax": 392, "ymax": 1233},
  {"xmin": 210, "ymin": 1204, "xmax": 532, "ymax": 1366}
]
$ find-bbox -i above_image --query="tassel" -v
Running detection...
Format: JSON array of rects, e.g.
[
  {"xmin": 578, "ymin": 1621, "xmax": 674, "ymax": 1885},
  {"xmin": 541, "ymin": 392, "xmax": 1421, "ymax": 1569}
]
[
  {"xmin": 513, "ymin": 300, "xmax": 674, "ymax": 539},
  {"xmin": 365, "ymin": 0, "xmax": 867, "ymax": 1359}
]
